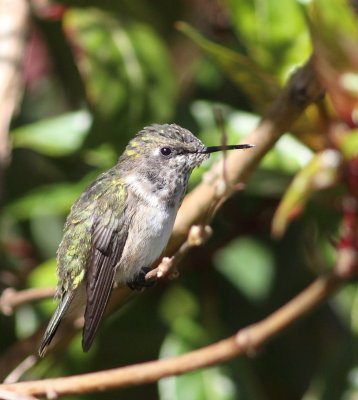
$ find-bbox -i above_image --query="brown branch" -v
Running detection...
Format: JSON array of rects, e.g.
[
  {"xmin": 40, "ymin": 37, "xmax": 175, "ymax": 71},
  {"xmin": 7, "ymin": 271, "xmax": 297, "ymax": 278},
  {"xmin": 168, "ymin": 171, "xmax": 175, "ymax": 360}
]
[
  {"xmin": 0, "ymin": 288, "xmax": 56, "ymax": 315},
  {"xmin": 0, "ymin": 390, "xmax": 39, "ymax": 400},
  {"xmin": 0, "ymin": 271, "xmax": 344, "ymax": 398}
]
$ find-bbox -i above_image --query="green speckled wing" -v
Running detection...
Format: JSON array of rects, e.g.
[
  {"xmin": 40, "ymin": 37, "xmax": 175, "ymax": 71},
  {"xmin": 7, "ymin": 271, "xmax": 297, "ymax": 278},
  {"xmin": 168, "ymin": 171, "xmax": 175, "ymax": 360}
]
[
  {"xmin": 82, "ymin": 177, "xmax": 129, "ymax": 352},
  {"xmin": 39, "ymin": 169, "xmax": 128, "ymax": 355}
]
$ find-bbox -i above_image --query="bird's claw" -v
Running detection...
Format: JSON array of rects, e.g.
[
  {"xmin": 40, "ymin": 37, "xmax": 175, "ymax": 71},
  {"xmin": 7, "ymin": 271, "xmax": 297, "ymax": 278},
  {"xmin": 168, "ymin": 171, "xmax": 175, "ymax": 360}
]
[{"xmin": 127, "ymin": 267, "xmax": 157, "ymax": 291}]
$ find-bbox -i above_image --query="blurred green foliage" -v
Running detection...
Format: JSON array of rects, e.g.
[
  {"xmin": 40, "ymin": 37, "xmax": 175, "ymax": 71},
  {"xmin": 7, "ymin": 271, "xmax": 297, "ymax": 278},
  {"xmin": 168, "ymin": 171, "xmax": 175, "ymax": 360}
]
[{"xmin": 1, "ymin": 0, "xmax": 358, "ymax": 399}]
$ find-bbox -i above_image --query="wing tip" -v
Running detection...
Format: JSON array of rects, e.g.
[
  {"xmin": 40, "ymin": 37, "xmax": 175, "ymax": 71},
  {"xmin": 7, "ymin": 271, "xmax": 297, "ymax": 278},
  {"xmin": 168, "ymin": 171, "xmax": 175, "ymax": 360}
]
[
  {"xmin": 81, "ymin": 335, "xmax": 93, "ymax": 353},
  {"xmin": 82, "ymin": 320, "xmax": 99, "ymax": 352},
  {"xmin": 38, "ymin": 325, "xmax": 57, "ymax": 357}
]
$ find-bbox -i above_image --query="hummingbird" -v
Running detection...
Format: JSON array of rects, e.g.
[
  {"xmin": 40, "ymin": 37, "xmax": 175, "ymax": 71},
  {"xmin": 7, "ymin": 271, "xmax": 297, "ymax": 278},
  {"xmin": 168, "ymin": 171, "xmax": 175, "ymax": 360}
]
[{"xmin": 38, "ymin": 123, "xmax": 254, "ymax": 356}]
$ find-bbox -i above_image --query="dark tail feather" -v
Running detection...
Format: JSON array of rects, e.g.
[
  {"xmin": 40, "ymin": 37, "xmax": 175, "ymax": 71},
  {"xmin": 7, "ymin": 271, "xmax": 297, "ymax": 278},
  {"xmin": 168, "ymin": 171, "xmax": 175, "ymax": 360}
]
[
  {"xmin": 81, "ymin": 285, "xmax": 112, "ymax": 352},
  {"xmin": 38, "ymin": 291, "xmax": 74, "ymax": 357}
]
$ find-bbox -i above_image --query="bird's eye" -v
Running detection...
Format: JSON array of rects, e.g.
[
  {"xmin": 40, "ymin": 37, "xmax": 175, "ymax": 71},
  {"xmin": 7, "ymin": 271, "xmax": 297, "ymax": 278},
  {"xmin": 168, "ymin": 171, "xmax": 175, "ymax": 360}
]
[{"xmin": 160, "ymin": 147, "xmax": 172, "ymax": 156}]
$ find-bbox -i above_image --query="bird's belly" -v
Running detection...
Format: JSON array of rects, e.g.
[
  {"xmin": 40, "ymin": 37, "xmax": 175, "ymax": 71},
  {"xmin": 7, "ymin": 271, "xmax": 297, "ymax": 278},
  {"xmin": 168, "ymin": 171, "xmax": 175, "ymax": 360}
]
[{"xmin": 114, "ymin": 204, "xmax": 176, "ymax": 283}]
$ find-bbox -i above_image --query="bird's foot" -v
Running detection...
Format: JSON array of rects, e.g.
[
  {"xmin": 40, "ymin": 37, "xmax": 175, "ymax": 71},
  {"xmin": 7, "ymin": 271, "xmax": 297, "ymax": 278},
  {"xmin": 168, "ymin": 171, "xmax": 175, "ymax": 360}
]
[{"xmin": 127, "ymin": 267, "xmax": 157, "ymax": 291}]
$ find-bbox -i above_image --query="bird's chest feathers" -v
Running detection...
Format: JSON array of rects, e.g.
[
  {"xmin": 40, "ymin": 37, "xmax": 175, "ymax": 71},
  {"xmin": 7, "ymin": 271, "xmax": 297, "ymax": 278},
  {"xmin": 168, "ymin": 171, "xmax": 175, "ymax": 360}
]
[
  {"xmin": 115, "ymin": 174, "xmax": 180, "ymax": 282},
  {"xmin": 128, "ymin": 203, "xmax": 175, "ymax": 263}
]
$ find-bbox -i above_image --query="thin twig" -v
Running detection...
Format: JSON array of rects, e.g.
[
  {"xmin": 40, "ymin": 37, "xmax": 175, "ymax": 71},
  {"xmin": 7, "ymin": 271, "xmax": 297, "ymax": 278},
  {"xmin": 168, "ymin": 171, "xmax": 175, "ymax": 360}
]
[
  {"xmin": 0, "ymin": 288, "xmax": 56, "ymax": 315},
  {"xmin": 4, "ymin": 356, "xmax": 38, "ymax": 384},
  {"xmin": 0, "ymin": 271, "xmax": 344, "ymax": 398},
  {"xmin": 214, "ymin": 106, "xmax": 229, "ymax": 186},
  {"xmin": 201, "ymin": 106, "xmax": 245, "ymax": 223},
  {"xmin": 0, "ymin": 326, "xmax": 46, "ymax": 381}
]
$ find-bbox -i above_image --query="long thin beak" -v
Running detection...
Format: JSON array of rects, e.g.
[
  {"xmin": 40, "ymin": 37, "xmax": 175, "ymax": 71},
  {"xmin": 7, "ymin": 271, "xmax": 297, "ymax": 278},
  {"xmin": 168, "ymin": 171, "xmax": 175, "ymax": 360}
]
[{"xmin": 200, "ymin": 144, "xmax": 255, "ymax": 154}]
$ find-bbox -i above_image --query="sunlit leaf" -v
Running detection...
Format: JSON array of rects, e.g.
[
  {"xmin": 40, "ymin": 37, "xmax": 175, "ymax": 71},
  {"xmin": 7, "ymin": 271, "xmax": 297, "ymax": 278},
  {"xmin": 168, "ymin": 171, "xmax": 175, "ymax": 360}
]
[
  {"xmin": 261, "ymin": 134, "xmax": 314, "ymax": 174},
  {"xmin": 189, "ymin": 101, "xmax": 314, "ymax": 188},
  {"xmin": 11, "ymin": 110, "xmax": 91, "ymax": 157},
  {"xmin": 27, "ymin": 258, "xmax": 57, "ymax": 315},
  {"xmin": 272, "ymin": 149, "xmax": 342, "ymax": 237},
  {"xmin": 28, "ymin": 258, "xmax": 57, "ymax": 288},
  {"xmin": 226, "ymin": 0, "xmax": 311, "ymax": 79},
  {"xmin": 340, "ymin": 129, "xmax": 358, "ymax": 160},
  {"xmin": 350, "ymin": 286, "xmax": 358, "ymax": 336}
]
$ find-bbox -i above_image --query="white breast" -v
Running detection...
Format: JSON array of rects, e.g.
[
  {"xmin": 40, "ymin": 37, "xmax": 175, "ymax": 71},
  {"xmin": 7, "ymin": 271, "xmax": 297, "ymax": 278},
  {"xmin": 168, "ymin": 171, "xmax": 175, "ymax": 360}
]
[{"xmin": 114, "ymin": 173, "xmax": 180, "ymax": 284}]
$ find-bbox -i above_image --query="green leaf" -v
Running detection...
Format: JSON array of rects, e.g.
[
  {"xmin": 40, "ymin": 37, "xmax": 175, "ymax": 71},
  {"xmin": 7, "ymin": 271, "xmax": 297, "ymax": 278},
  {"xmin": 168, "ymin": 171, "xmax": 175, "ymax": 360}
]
[
  {"xmin": 27, "ymin": 258, "xmax": 57, "ymax": 316},
  {"xmin": 28, "ymin": 258, "xmax": 57, "ymax": 288},
  {"xmin": 160, "ymin": 285, "xmax": 200, "ymax": 325},
  {"xmin": 260, "ymin": 133, "xmax": 314, "ymax": 174},
  {"xmin": 213, "ymin": 236, "xmax": 275, "ymax": 301},
  {"xmin": 64, "ymin": 9, "xmax": 176, "ymax": 139},
  {"xmin": 340, "ymin": 129, "xmax": 358, "ymax": 160},
  {"xmin": 11, "ymin": 110, "xmax": 92, "ymax": 157},
  {"xmin": 271, "ymin": 149, "xmax": 342, "ymax": 237},
  {"xmin": 160, "ymin": 285, "xmax": 206, "ymax": 346},
  {"xmin": 226, "ymin": 0, "xmax": 311, "ymax": 79},
  {"xmin": 177, "ymin": 22, "xmax": 279, "ymax": 111},
  {"xmin": 129, "ymin": 23, "xmax": 176, "ymax": 122},
  {"xmin": 188, "ymin": 101, "xmax": 314, "ymax": 189},
  {"xmin": 30, "ymin": 214, "xmax": 64, "ymax": 259}
]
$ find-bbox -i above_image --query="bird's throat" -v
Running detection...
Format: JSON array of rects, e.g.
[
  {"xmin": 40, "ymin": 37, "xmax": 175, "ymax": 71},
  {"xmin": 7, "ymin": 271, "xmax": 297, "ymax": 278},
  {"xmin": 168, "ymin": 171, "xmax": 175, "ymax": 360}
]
[{"xmin": 124, "ymin": 171, "xmax": 188, "ymax": 210}]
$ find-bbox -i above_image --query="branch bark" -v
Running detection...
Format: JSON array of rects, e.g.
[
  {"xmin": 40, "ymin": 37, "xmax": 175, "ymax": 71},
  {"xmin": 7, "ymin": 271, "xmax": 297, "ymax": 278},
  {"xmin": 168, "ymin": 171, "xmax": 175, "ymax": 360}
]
[
  {"xmin": 0, "ymin": 288, "xmax": 56, "ymax": 315},
  {"xmin": 0, "ymin": 390, "xmax": 39, "ymax": 400},
  {"xmin": 0, "ymin": 271, "xmax": 344, "ymax": 398}
]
